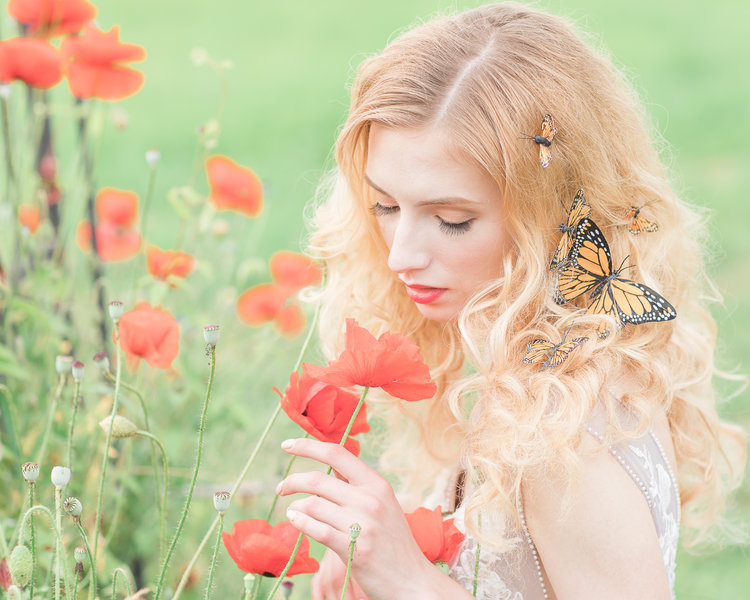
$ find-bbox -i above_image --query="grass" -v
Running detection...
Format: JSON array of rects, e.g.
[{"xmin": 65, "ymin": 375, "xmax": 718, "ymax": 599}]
[{"xmin": 3, "ymin": 0, "xmax": 749, "ymax": 597}]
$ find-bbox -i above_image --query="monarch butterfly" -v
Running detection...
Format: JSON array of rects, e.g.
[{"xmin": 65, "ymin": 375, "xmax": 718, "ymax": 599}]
[
  {"xmin": 522, "ymin": 327, "xmax": 588, "ymax": 370},
  {"xmin": 550, "ymin": 189, "xmax": 591, "ymax": 269},
  {"xmin": 625, "ymin": 203, "xmax": 659, "ymax": 235},
  {"xmin": 557, "ymin": 218, "xmax": 677, "ymax": 337},
  {"xmin": 522, "ymin": 113, "xmax": 557, "ymax": 168}
]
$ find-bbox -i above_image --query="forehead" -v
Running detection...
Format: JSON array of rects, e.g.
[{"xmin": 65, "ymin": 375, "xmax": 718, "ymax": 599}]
[{"xmin": 365, "ymin": 124, "xmax": 500, "ymax": 202}]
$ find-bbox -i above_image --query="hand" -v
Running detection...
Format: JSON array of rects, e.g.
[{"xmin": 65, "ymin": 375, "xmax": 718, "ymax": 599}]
[
  {"xmin": 311, "ymin": 548, "xmax": 368, "ymax": 600},
  {"xmin": 275, "ymin": 438, "xmax": 432, "ymax": 600}
]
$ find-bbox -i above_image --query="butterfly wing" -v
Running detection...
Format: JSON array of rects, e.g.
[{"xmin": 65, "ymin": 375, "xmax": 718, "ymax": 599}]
[
  {"xmin": 522, "ymin": 339, "xmax": 556, "ymax": 365},
  {"xmin": 551, "ymin": 189, "xmax": 591, "ymax": 269},
  {"xmin": 608, "ymin": 277, "xmax": 677, "ymax": 325},
  {"xmin": 556, "ymin": 218, "xmax": 611, "ymax": 302},
  {"xmin": 545, "ymin": 336, "xmax": 588, "ymax": 369},
  {"xmin": 626, "ymin": 205, "xmax": 658, "ymax": 235},
  {"xmin": 540, "ymin": 114, "xmax": 556, "ymax": 142}
]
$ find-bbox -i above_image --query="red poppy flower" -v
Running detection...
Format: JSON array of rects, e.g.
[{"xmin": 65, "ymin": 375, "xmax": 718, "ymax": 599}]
[
  {"xmin": 305, "ymin": 318, "xmax": 437, "ymax": 401},
  {"xmin": 7, "ymin": 0, "xmax": 96, "ymax": 37},
  {"xmin": 222, "ymin": 519, "xmax": 319, "ymax": 577},
  {"xmin": 0, "ymin": 37, "xmax": 62, "ymax": 88},
  {"xmin": 237, "ymin": 284, "xmax": 285, "ymax": 326},
  {"xmin": 275, "ymin": 304, "xmax": 305, "ymax": 338},
  {"xmin": 76, "ymin": 220, "xmax": 141, "ymax": 262},
  {"xmin": 116, "ymin": 303, "xmax": 179, "ymax": 369},
  {"xmin": 270, "ymin": 251, "xmax": 322, "ymax": 294},
  {"xmin": 275, "ymin": 367, "xmax": 369, "ymax": 455},
  {"xmin": 206, "ymin": 155, "xmax": 263, "ymax": 217},
  {"xmin": 18, "ymin": 204, "xmax": 41, "ymax": 234},
  {"xmin": 61, "ymin": 25, "xmax": 145, "ymax": 100},
  {"xmin": 146, "ymin": 245, "xmax": 195, "ymax": 283},
  {"xmin": 96, "ymin": 187, "xmax": 138, "ymax": 226},
  {"xmin": 405, "ymin": 506, "xmax": 464, "ymax": 564},
  {"xmin": 0, "ymin": 557, "xmax": 11, "ymax": 592}
]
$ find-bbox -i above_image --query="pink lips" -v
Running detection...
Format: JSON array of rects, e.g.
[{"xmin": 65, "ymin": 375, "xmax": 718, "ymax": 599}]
[{"xmin": 404, "ymin": 283, "xmax": 447, "ymax": 304}]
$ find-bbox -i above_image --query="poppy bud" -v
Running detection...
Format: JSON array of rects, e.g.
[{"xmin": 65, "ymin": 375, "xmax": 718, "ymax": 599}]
[
  {"xmin": 99, "ymin": 415, "xmax": 139, "ymax": 439},
  {"xmin": 22, "ymin": 462, "xmax": 40, "ymax": 482},
  {"xmin": 55, "ymin": 355, "xmax": 73, "ymax": 375},
  {"xmin": 109, "ymin": 300, "xmax": 125, "ymax": 322},
  {"xmin": 71, "ymin": 360, "xmax": 85, "ymax": 382},
  {"xmin": 213, "ymin": 491, "xmax": 230, "ymax": 513},
  {"xmin": 93, "ymin": 351, "xmax": 110, "ymax": 371},
  {"xmin": 203, "ymin": 325, "xmax": 220, "ymax": 347},
  {"xmin": 349, "ymin": 523, "xmax": 361, "ymax": 541},
  {"xmin": 9, "ymin": 545, "xmax": 32, "ymax": 588},
  {"xmin": 51, "ymin": 466, "xmax": 71, "ymax": 488},
  {"xmin": 281, "ymin": 580, "xmax": 294, "ymax": 598},
  {"xmin": 74, "ymin": 546, "xmax": 87, "ymax": 563},
  {"xmin": 146, "ymin": 149, "xmax": 161, "ymax": 167},
  {"xmin": 112, "ymin": 107, "xmax": 129, "ymax": 130},
  {"xmin": 64, "ymin": 497, "xmax": 83, "ymax": 519}
]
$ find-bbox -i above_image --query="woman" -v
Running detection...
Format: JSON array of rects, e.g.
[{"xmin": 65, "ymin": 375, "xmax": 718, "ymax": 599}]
[{"xmin": 275, "ymin": 3, "xmax": 745, "ymax": 598}]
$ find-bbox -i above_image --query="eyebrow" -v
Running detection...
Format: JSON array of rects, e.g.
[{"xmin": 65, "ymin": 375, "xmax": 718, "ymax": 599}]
[{"xmin": 364, "ymin": 174, "xmax": 481, "ymax": 207}]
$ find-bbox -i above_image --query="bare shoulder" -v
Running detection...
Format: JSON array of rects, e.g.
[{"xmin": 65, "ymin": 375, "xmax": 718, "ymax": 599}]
[{"xmin": 521, "ymin": 424, "xmax": 673, "ymax": 600}]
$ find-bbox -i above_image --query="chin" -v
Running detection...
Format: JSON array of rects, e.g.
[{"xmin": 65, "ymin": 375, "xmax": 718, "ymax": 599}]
[{"xmin": 414, "ymin": 302, "xmax": 459, "ymax": 323}]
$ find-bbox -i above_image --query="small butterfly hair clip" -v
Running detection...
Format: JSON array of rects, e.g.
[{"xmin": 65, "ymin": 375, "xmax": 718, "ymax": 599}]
[
  {"xmin": 521, "ymin": 113, "xmax": 557, "ymax": 168},
  {"xmin": 522, "ymin": 325, "xmax": 588, "ymax": 371},
  {"xmin": 625, "ymin": 201, "xmax": 659, "ymax": 235},
  {"xmin": 550, "ymin": 188, "xmax": 591, "ymax": 270}
]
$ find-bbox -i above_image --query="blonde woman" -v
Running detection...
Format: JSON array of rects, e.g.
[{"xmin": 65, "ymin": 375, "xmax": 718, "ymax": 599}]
[{"xmin": 275, "ymin": 3, "xmax": 745, "ymax": 599}]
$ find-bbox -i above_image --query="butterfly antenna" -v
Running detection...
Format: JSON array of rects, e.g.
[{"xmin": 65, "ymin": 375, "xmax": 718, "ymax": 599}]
[{"xmin": 616, "ymin": 256, "xmax": 633, "ymax": 274}]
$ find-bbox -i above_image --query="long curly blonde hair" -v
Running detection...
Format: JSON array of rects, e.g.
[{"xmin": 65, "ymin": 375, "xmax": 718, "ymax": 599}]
[{"xmin": 308, "ymin": 2, "xmax": 745, "ymax": 547}]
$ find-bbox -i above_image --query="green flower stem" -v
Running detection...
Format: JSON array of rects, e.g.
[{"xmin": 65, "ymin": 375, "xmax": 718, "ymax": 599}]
[
  {"xmin": 19, "ymin": 505, "xmax": 73, "ymax": 600},
  {"xmin": 37, "ymin": 374, "xmax": 65, "ymax": 463},
  {"xmin": 203, "ymin": 512, "xmax": 224, "ymax": 600},
  {"xmin": 54, "ymin": 488, "xmax": 66, "ymax": 600},
  {"xmin": 27, "ymin": 481, "xmax": 38, "ymax": 600},
  {"xmin": 339, "ymin": 539, "xmax": 356, "ymax": 600},
  {"xmin": 472, "ymin": 513, "xmax": 482, "ymax": 597},
  {"xmin": 104, "ymin": 369, "xmax": 164, "ymax": 542},
  {"xmin": 93, "ymin": 320, "xmax": 124, "ymax": 560},
  {"xmin": 140, "ymin": 163, "xmax": 158, "ymax": 249},
  {"xmin": 0, "ymin": 519, "xmax": 9, "ymax": 562},
  {"xmin": 103, "ymin": 442, "xmax": 133, "ymax": 548},
  {"xmin": 112, "ymin": 567, "xmax": 133, "ymax": 599},
  {"xmin": 251, "ymin": 573, "xmax": 262, "ymax": 598},
  {"xmin": 67, "ymin": 380, "xmax": 82, "ymax": 470},
  {"xmin": 266, "ymin": 386, "xmax": 370, "ymax": 600},
  {"xmin": 74, "ymin": 521, "xmax": 97, "ymax": 600},
  {"xmin": 73, "ymin": 574, "xmax": 80, "ymax": 600},
  {"xmin": 136, "ymin": 429, "xmax": 170, "ymax": 561},
  {"xmin": 170, "ymin": 302, "xmax": 321, "ymax": 600},
  {"xmin": 154, "ymin": 343, "xmax": 217, "ymax": 600}
]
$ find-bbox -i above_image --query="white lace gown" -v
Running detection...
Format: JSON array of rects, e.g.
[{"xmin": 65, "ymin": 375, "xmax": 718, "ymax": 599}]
[{"xmin": 441, "ymin": 411, "xmax": 681, "ymax": 600}]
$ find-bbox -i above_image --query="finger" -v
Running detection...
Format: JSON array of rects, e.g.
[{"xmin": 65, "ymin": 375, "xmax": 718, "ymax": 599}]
[
  {"xmin": 276, "ymin": 470, "xmax": 369, "ymax": 507},
  {"xmin": 287, "ymin": 494, "xmax": 353, "ymax": 533},
  {"xmin": 281, "ymin": 438, "xmax": 377, "ymax": 485},
  {"xmin": 287, "ymin": 507, "xmax": 349, "ymax": 556}
]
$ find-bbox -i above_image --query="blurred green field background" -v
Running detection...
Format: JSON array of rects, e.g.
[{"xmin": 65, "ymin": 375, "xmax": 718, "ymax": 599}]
[{"xmin": 10, "ymin": 0, "xmax": 749, "ymax": 597}]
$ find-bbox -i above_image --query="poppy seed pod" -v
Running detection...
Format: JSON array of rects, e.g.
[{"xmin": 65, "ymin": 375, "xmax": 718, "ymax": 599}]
[
  {"xmin": 74, "ymin": 546, "xmax": 87, "ymax": 563},
  {"xmin": 9, "ymin": 545, "xmax": 32, "ymax": 588},
  {"xmin": 108, "ymin": 300, "xmax": 125, "ymax": 322},
  {"xmin": 6, "ymin": 585, "xmax": 21, "ymax": 600},
  {"xmin": 92, "ymin": 351, "xmax": 110, "ymax": 371},
  {"xmin": 213, "ymin": 491, "xmax": 231, "ymax": 513},
  {"xmin": 146, "ymin": 149, "xmax": 161, "ymax": 167},
  {"xmin": 21, "ymin": 462, "xmax": 40, "ymax": 482},
  {"xmin": 203, "ymin": 325, "xmax": 220, "ymax": 347},
  {"xmin": 64, "ymin": 497, "xmax": 83, "ymax": 518},
  {"xmin": 55, "ymin": 355, "xmax": 73, "ymax": 374},
  {"xmin": 281, "ymin": 580, "xmax": 294, "ymax": 598},
  {"xmin": 243, "ymin": 573, "xmax": 256, "ymax": 593},
  {"xmin": 51, "ymin": 466, "xmax": 71, "ymax": 488},
  {"xmin": 71, "ymin": 360, "xmax": 85, "ymax": 382}
]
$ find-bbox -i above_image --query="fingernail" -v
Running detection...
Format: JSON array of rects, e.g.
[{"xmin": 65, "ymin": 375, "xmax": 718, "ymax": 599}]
[
  {"xmin": 281, "ymin": 439, "xmax": 294, "ymax": 450},
  {"xmin": 286, "ymin": 508, "xmax": 298, "ymax": 520},
  {"xmin": 275, "ymin": 480, "xmax": 284, "ymax": 494}
]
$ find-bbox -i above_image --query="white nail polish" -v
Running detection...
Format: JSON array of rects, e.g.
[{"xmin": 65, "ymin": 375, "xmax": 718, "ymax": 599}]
[{"xmin": 281, "ymin": 439, "xmax": 294, "ymax": 449}]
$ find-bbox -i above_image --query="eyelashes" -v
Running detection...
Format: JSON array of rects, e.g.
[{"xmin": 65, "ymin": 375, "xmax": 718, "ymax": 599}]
[{"xmin": 369, "ymin": 202, "xmax": 474, "ymax": 235}]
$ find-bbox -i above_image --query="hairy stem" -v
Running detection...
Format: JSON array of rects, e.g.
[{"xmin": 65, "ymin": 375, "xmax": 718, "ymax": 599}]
[
  {"xmin": 137, "ymin": 429, "xmax": 170, "ymax": 561},
  {"xmin": 74, "ymin": 521, "xmax": 97, "ymax": 600},
  {"xmin": 203, "ymin": 513, "xmax": 224, "ymax": 600},
  {"xmin": 67, "ymin": 380, "xmax": 82, "ymax": 471}
]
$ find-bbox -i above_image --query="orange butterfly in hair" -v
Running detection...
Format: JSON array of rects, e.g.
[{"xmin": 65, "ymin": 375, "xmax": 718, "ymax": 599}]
[
  {"xmin": 522, "ymin": 326, "xmax": 588, "ymax": 370},
  {"xmin": 522, "ymin": 113, "xmax": 557, "ymax": 168},
  {"xmin": 557, "ymin": 217, "xmax": 676, "ymax": 338},
  {"xmin": 550, "ymin": 189, "xmax": 590, "ymax": 269},
  {"xmin": 625, "ymin": 201, "xmax": 659, "ymax": 235}
]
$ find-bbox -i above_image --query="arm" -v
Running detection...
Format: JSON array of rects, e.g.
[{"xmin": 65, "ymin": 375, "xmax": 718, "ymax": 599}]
[
  {"xmin": 522, "ymin": 433, "xmax": 672, "ymax": 600},
  {"xmin": 277, "ymin": 438, "xmax": 474, "ymax": 600}
]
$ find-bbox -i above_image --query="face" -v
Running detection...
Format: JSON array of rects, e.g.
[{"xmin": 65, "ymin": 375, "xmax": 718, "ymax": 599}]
[{"xmin": 366, "ymin": 124, "xmax": 508, "ymax": 322}]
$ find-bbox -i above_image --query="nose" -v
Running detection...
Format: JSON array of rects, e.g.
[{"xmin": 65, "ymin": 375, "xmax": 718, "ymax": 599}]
[{"xmin": 386, "ymin": 217, "xmax": 431, "ymax": 275}]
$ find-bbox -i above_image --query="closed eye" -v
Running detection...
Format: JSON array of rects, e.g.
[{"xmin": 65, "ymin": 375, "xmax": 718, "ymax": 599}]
[
  {"xmin": 370, "ymin": 202, "xmax": 399, "ymax": 216},
  {"xmin": 438, "ymin": 217, "xmax": 474, "ymax": 235}
]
